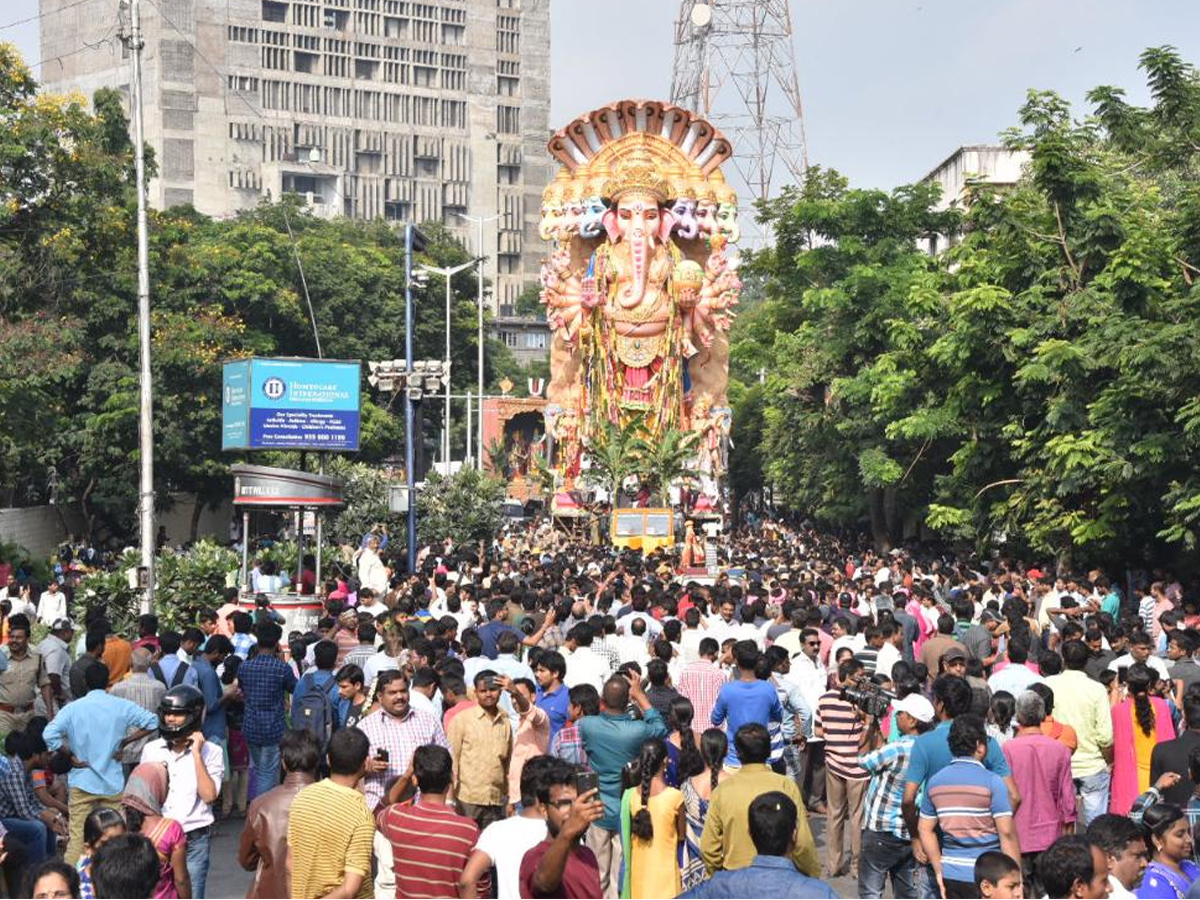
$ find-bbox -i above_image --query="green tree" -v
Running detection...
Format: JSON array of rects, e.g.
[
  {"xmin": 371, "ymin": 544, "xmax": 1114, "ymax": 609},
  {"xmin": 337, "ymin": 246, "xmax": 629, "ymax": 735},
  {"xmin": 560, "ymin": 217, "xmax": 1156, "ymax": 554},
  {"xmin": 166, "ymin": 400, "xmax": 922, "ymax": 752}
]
[
  {"xmin": 746, "ymin": 169, "xmax": 959, "ymax": 548},
  {"xmin": 738, "ymin": 46, "xmax": 1200, "ymax": 566},
  {"xmin": 417, "ymin": 467, "xmax": 505, "ymax": 546},
  {"xmin": 584, "ymin": 418, "xmax": 647, "ymax": 505},
  {"xmin": 635, "ymin": 427, "xmax": 699, "ymax": 505}
]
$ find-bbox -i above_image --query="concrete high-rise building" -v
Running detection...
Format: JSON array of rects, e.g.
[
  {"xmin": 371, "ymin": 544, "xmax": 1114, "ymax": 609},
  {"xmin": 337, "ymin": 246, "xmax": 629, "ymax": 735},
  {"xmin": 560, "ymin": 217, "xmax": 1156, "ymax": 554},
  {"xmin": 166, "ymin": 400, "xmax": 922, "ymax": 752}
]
[{"xmin": 38, "ymin": 0, "xmax": 552, "ymax": 310}]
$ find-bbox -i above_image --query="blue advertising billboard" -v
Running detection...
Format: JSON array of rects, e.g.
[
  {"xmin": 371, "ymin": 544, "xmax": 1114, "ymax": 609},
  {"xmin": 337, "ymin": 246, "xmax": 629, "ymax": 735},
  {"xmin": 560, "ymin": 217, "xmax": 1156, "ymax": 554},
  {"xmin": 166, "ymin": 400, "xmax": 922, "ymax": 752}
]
[{"xmin": 222, "ymin": 358, "xmax": 361, "ymax": 451}]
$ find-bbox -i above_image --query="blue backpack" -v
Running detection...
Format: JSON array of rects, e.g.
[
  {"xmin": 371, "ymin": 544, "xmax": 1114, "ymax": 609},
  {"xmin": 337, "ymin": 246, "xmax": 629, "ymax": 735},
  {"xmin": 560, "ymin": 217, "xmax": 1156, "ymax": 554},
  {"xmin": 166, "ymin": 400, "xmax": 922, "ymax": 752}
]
[{"xmin": 295, "ymin": 673, "xmax": 336, "ymax": 754}]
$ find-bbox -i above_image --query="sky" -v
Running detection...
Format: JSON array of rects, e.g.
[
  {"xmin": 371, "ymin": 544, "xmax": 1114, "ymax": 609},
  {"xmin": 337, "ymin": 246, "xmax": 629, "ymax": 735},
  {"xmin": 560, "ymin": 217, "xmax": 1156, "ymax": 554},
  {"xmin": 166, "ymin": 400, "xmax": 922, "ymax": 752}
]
[{"xmin": 5, "ymin": 0, "xmax": 1200, "ymax": 189}]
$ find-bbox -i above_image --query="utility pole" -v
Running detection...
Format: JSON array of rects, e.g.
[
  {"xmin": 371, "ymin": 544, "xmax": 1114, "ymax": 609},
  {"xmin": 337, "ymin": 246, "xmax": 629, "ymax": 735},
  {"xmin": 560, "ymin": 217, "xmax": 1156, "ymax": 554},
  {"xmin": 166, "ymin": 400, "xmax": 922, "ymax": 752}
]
[
  {"xmin": 122, "ymin": 0, "xmax": 155, "ymax": 613},
  {"xmin": 455, "ymin": 212, "xmax": 500, "ymax": 470},
  {"xmin": 417, "ymin": 257, "xmax": 483, "ymax": 466}
]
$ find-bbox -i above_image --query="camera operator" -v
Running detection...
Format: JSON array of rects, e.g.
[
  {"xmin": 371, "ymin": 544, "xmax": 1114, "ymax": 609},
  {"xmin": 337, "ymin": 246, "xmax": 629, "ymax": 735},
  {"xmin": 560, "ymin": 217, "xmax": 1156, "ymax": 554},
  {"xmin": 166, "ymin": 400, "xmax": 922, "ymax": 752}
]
[
  {"xmin": 857, "ymin": 689, "xmax": 936, "ymax": 899},
  {"xmin": 815, "ymin": 658, "xmax": 870, "ymax": 879}
]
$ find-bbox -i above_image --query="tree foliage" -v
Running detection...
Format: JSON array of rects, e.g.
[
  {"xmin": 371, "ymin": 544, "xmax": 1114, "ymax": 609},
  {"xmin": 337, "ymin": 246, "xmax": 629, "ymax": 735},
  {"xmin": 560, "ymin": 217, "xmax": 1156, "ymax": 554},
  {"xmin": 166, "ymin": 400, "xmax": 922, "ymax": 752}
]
[
  {"xmin": 0, "ymin": 45, "xmax": 536, "ymax": 542},
  {"xmin": 416, "ymin": 467, "xmax": 505, "ymax": 546},
  {"xmin": 734, "ymin": 46, "xmax": 1200, "ymax": 565}
]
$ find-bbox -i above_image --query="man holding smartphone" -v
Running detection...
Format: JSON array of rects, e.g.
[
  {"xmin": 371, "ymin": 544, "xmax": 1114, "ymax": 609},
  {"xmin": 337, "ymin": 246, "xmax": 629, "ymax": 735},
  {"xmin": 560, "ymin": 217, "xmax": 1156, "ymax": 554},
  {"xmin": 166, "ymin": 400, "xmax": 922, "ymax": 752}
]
[{"xmin": 519, "ymin": 760, "xmax": 604, "ymax": 899}]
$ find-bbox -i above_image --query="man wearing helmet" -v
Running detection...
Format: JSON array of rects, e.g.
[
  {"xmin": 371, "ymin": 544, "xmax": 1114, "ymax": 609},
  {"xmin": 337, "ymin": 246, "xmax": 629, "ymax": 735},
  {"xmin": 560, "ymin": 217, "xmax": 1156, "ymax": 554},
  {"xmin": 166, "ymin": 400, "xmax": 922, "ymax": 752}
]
[{"xmin": 140, "ymin": 684, "xmax": 225, "ymax": 899}]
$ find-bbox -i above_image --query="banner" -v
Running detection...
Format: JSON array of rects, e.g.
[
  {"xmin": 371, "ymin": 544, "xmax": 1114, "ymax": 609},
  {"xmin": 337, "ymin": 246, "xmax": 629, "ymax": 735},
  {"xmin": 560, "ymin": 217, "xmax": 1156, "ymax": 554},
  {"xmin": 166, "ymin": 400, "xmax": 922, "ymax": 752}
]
[{"xmin": 222, "ymin": 358, "xmax": 361, "ymax": 451}]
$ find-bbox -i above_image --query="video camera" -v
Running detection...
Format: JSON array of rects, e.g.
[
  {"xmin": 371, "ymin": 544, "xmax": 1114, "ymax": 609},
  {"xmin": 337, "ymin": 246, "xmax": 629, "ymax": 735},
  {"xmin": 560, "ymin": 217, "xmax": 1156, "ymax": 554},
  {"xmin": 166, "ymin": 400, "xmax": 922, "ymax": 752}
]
[{"xmin": 840, "ymin": 678, "xmax": 895, "ymax": 719}]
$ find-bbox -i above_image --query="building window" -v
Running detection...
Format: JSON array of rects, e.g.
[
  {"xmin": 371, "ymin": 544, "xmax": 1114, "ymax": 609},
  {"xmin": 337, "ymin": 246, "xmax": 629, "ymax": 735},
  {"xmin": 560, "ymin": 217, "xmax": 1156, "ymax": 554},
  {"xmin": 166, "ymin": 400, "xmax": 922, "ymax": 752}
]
[
  {"xmin": 526, "ymin": 331, "xmax": 547, "ymax": 350},
  {"xmin": 501, "ymin": 331, "xmax": 518, "ymax": 348},
  {"xmin": 496, "ymin": 105, "xmax": 520, "ymax": 135}
]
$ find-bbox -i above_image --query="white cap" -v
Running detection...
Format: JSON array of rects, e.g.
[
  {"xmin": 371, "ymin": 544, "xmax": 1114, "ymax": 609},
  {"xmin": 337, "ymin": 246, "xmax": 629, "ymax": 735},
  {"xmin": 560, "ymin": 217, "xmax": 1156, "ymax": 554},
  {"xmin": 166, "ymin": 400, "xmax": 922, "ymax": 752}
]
[{"xmin": 892, "ymin": 694, "xmax": 935, "ymax": 724}]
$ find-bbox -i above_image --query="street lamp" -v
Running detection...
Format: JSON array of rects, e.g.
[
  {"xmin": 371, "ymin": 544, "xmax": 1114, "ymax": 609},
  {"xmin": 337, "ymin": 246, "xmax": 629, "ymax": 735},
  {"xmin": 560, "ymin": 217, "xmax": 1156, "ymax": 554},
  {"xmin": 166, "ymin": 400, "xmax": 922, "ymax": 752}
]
[
  {"xmin": 417, "ymin": 257, "xmax": 484, "ymax": 467},
  {"xmin": 454, "ymin": 212, "xmax": 501, "ymax": 469}
]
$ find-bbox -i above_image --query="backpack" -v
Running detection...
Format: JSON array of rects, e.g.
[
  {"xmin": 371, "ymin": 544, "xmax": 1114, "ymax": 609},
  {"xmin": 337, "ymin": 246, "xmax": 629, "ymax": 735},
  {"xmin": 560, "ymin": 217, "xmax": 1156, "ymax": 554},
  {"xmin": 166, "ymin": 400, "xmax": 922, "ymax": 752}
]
[
  {"xmin": 294, "ymin": 673, "xmax": 335, "ymax": 755},
  {"xmin": 150, "ymin": 661, "xmax": 190, "ymax": 689}
]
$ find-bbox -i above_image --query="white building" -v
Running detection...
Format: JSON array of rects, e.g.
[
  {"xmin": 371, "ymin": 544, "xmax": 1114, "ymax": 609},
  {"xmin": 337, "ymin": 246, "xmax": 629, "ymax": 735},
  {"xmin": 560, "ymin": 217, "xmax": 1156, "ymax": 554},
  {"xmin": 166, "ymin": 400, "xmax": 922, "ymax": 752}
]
[
  {"xmin": 920, "ymin": 144, "xmax": 1030, "ymax": 254},
  {"xmin": 38, "ymin": 0, "xmax": 552, "ymax": 310}
]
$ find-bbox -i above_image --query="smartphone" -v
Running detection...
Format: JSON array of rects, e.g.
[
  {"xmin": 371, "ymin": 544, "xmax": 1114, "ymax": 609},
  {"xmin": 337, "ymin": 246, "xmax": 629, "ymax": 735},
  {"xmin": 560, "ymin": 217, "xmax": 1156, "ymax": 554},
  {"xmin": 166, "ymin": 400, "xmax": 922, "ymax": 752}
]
[
  {"xmin": 376, "ymin": 748, "xmax": 390, "ymax": 763},
  {"xmin": 575, "ymin": 771, "xmax": 599, "ymax": 796}
]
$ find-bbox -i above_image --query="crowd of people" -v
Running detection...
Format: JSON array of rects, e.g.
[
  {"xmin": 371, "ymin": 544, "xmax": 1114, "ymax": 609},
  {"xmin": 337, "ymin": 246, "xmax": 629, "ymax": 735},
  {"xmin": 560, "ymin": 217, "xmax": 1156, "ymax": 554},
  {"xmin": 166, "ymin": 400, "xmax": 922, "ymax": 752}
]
[{"xmin": 0, "ymin": 520, "xmax": 1197, "ymax": 898}]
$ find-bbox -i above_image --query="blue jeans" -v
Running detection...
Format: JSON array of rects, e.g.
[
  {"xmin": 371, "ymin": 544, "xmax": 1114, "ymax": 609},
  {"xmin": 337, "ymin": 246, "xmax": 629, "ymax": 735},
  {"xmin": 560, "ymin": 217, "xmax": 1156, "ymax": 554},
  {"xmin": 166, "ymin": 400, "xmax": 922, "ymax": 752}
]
[
  {"xmin": 250, "ymin": 742, "xmax": 281, "ymax": 797},
  {"xmin": 858, "ymin": 829, "xmax": 918, "ymax": 899},
  {"xmin": 186, "ymin": 825, "xmax": 212, "ymax": 899},
  {"xmin": 2, "ymin": 817, "xmax": 54, "ymax": 866},
  {"xmin": 1077, "ymin": 770, "xmax": 1111, "ymax": 827}
]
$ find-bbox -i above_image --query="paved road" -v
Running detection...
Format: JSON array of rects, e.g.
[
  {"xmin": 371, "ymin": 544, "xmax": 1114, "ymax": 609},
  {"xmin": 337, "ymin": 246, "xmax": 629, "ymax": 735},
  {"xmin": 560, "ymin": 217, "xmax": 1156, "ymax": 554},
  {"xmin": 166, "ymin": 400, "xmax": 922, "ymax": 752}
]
[
  {"xmin": 208, "ymin": 814, "xmax": 255, "ymax": 898},
  {"xmin": 206, "ymin": 805, "xmax": 864, "ymax": 899}
]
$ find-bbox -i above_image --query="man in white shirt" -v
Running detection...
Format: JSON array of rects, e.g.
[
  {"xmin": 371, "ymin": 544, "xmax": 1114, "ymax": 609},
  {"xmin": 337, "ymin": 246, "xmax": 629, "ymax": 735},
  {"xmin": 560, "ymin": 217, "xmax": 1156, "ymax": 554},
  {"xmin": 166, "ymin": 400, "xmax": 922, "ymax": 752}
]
[
  {"xmin": 355, "ymin": 536, "xmax": 389, "ymax": 595},
  {"xmin": 562, "ymin": 624, "xmax": 610, "ymax": 692},
  {"xmin": 615, "ymin": 606, "xmax": 662, "ymax": 640},
  {"xmin": 987, "ymin": 637, "xmax": 1045, "ymax": 695},
  {"xmin": 828, "ymin": 615, "xmax": 865, "ymax": 661},
  {"xmin": 874, "ymin": 621, "xmax": 904, "ymax": 681},
  {"xmin": 140, "ymin": 685, "xmax": 225, "ymax": 899},
  {"xmin": 36, "ymin": 582, "xmax": 68, "ymax": 627},
  {"xmin": 455, "ymin": 757, "xmax": 550, "ymax": 899},
  {"xmin": 705, "ymin": 598, "xmax": 740, "ymax": 645},
  {"xmin": 614, "ymin": 620, "xmax": 651, "ymax": 668},
  {"xmin": 678, "ymin": 608, "xmax": 706, "ymax": 664},
  {"xmin": 1108, "ymin": 630, "xmax": 1170, "ymax": 681}
]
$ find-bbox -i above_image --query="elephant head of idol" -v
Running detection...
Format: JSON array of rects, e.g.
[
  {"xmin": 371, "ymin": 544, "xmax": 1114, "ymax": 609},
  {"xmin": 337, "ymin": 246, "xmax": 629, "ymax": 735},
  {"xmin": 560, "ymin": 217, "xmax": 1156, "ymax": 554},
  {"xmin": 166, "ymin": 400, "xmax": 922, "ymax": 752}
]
[{"xmin": 600, "ymin": 156, "xmax": 675, "ymax": 309}]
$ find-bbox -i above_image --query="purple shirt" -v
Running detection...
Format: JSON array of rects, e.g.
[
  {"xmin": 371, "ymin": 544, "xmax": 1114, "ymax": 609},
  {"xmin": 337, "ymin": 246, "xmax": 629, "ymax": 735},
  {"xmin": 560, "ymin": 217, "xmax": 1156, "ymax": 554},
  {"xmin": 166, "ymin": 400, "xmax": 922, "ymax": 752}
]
[{"xmin": 1001, "ymin": 731, "xmax": 1076, "ymax": 852}]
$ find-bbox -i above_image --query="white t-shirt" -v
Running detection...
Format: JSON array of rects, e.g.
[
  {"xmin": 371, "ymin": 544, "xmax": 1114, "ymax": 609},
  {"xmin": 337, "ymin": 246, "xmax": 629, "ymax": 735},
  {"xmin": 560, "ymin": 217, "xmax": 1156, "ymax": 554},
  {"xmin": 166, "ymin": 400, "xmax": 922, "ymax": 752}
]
[
  {"xmin": 36, "ymin": 590, "xmax": 67, "ymax": 626},
  {"xmin": 475, "ymin": 814, "xmax": 548, "ymax": 899},
  {"xmin": 1108, "ymin": 653, "xmax": 1170, "ymax": 681},
  {"xmin": 563, "ymin": 647, "xmax": 609, "ymax": 692},
  {"xmin": 364, "ymin": 651, "xmax": 404, "ymax": 686}
]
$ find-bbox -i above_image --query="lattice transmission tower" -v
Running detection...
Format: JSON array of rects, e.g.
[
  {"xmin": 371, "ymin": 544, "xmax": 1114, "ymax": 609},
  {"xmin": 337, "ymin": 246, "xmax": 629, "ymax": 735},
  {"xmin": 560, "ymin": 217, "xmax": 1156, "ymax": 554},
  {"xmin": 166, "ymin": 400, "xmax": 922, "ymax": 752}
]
[{"xmin": 671, "ymin": 0, "xmax": 809, "ymax": 211}]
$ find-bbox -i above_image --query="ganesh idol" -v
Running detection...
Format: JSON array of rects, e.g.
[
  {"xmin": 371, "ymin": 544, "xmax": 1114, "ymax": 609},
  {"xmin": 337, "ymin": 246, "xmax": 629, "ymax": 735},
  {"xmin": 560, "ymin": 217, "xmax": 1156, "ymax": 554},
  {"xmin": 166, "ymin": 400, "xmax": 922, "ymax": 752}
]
[{"xmin": 537, "ymin": 99, "xmax": 741, "ymax": 490}]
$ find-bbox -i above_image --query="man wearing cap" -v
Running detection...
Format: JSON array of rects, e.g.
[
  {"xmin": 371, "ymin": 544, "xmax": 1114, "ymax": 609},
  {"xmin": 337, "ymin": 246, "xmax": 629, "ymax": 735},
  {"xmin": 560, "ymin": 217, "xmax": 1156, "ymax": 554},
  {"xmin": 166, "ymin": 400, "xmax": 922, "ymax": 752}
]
[
  {"xmin": 918, "ymin": 615, "xmax": 967, "ymax": 680},
  {"xmin": 858, "ymin": 692, "xmax": 936, "ymax": 899},
  {"xmin": 35, "ymin": 618, "xmax": 75, "ymax": 716}
]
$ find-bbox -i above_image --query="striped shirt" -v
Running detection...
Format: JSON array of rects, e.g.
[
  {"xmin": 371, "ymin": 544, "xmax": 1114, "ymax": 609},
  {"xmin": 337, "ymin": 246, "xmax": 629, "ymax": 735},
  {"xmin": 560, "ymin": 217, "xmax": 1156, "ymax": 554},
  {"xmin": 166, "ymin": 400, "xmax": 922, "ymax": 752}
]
[
  {"xmin": 919, "ymin": 758, "xmax": 1012, "ymax": 884},
  {"xmin": 861, "ymin": 734, "xmax": 916, "ymax": 838},
  {"xmin": 377, "ymin": 800, "xmax": 483, "ymax": 898},
  {"xmin": 815, "ymin": 691, "xmax": 868, "ymax": 780},
  {"xmin": 287, "ymin": 779, "xmax": 374, "ymax": 899}
]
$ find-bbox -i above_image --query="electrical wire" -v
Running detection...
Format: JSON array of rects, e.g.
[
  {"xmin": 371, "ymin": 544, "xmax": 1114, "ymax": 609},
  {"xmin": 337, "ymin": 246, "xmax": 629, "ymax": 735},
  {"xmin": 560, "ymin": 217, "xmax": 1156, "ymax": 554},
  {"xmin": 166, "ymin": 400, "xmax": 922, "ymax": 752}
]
[{"xmin": 0, "ymin": 0, "xmax": 93, "ymax": 33}]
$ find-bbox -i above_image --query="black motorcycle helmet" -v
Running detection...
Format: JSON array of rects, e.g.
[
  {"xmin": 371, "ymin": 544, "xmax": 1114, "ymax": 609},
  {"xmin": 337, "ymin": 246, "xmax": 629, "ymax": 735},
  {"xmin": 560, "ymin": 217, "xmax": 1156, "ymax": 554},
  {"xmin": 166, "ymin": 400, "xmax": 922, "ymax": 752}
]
[{"xmin": 157, "ymin": 685, "xmax": 205, "ymax": 742}]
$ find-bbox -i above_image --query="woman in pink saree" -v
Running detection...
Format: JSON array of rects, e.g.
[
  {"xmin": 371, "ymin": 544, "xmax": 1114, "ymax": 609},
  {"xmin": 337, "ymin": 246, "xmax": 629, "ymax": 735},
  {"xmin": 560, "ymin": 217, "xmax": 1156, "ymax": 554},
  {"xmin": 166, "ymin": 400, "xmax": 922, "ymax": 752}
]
[{"xmin": 1110, "ymin": 662, "xmax": 1176, "ymax": 815}]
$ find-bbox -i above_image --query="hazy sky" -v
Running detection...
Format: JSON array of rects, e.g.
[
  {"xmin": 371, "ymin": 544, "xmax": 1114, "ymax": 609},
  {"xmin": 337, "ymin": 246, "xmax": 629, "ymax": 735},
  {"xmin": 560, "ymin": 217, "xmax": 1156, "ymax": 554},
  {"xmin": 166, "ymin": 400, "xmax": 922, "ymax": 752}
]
[{"xmin": 5, "ymin": 0, "xmax": 1200, "ymax": 189}]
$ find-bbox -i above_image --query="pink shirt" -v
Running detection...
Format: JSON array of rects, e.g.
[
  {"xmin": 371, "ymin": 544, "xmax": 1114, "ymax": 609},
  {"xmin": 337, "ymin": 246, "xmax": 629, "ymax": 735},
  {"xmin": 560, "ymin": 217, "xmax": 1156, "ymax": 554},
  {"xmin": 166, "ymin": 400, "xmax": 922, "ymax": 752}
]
[{"xmin": 1001, "ymin": 731, "xmax": 1076, "ymax": 852}]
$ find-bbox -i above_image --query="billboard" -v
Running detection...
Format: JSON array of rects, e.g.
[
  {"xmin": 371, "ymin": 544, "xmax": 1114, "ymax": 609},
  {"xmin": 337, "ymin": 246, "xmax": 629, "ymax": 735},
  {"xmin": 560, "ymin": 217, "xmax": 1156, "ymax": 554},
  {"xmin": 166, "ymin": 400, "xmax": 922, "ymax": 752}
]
[{"xmin": 222, "ymin": 358, "xmax": 361, "ymax": 451}]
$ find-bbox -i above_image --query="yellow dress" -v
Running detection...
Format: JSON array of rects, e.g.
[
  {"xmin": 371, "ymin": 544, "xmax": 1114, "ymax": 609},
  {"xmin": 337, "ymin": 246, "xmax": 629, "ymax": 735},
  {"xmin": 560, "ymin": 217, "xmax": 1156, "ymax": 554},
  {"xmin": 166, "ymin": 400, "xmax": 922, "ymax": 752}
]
[
  {"xmin": 1133, "ymin": 704, "xmax": 1156, "ymax": 795},
  {"xmin": 629, "ymin": 786, "xmax": 684, "ymax": 900}
]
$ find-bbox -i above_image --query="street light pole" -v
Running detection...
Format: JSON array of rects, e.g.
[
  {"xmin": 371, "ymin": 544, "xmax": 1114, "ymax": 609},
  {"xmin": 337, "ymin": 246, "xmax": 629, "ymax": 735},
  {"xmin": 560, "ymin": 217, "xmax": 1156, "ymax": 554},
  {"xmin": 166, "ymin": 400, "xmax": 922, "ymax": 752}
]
[
  {"xmin": 124, "ymin": 0, "xmax": 155, "ymax": 613},
  {"xmin": 417, "ymin": 258, "xmax": 483, "ymax": 467},
  {"xmin": 403, "ymin": 224, "xmax": 418, "ymax": 575},
  {"xmin": 455, "ymin": 212, "xmax": 500, "ymax": 470}
]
